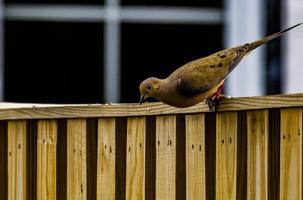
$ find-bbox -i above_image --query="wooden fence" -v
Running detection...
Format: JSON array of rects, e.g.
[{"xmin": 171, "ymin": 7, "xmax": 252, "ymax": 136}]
[{"xmin": 0, "ymin": 93, "xmax": 303, "ymax": 199}]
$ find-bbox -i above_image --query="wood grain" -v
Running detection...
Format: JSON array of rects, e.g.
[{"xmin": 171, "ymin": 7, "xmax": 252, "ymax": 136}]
[
  {"xmin": 280, "ymin": 108, "xmax": 302, "ymax": 200},
  {"xmin": 126, "ymin": 117, "xmax": 146, "ymax": 199},
  {"xmin": 67, "ymin": 119, "xmax": 87, "ymax": 200},
  {"xmin": 216, "ymin": 112, "xmax": 237, "ymax": 200},
  {"xmin": 0, "ymin": 121, "xmax": 7, "ymax": 200},
  {"xmin": 0, "ymin": 93, "xmax": 302, "ymax": 120},
  {"xmin": 37, "ymin": 120, "xmax": 57, "ymax": 200},
  {"xmin": 247, "ymin": 110, "xmax": 268, "ymax": 200},
  {"xmin": 8, "ymin": 120, "xmax": 27, "ymax": 200},
  {"xmin": 185, "ymin": 114, "xmax": 206, "ymax": 199},
  {"xmin": 97, "ymin": 118, "xmax": 116, "ymax": 200},
  {"xmin": 156, "ymin": 115, "xmax": 176, "ymax": 199}
]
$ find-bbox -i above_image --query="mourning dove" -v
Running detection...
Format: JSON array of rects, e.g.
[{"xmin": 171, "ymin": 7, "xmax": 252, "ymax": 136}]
[{"xmin": 139, "ymin": 23, "xmax": 302, "ymax": 110}]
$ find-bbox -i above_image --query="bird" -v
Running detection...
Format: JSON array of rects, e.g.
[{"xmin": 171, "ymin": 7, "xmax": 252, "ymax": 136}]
[{"xmin": 139, "ymin": 23, "xmax": 302, "ymax": 111}]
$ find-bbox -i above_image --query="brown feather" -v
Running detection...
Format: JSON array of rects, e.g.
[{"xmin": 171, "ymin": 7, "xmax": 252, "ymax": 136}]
[
  {"xmin": 168, "ymin": 48, "xmax": 239, "ymax": 96},
  {"xmin": 168, "ymin": 23, "xmax": 302, "ymax": 97},
  {"xmin": 139, "ymin": 23, "xmax": 302, "ymax": 108}
]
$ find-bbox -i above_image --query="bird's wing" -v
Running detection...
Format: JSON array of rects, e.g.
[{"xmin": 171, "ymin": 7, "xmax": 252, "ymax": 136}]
[
  {"xmin": 165, "ymin": 23, "xmax": 302, "ymax": 98},
  {"xmin": 173, "ymin": 45, "xmax": 249, "ymax": 96}
]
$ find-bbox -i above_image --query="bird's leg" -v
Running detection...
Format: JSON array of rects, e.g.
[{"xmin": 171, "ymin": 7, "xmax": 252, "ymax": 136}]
[{"xmin": 206, "ymin": 84, "xmax": 226, "ymax": 111}]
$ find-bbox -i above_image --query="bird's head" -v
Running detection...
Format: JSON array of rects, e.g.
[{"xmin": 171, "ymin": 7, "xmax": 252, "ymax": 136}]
[{"xmin": 139, "ymin": 77, "xmax": 161, "ymax": 104}]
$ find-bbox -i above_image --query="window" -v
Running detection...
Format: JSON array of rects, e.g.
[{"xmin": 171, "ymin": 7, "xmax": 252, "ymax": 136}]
[
  {"xmin": 121, "ymin": 23, "xmax": 223, "ymax": 102},
  {"xmin": 5, "ymin": 21, "xmax": 104, "ymax": 103},
  {"xmin": 121, "ymin": 0, "xmax": 223, "ymax": 7},
  {"xmin": 3, "ymin": 0, "xmax": 224, "ymax": 103},
  {"xmin": 5, "ymin": 0, "xmax": 104, "ymax": 5}
]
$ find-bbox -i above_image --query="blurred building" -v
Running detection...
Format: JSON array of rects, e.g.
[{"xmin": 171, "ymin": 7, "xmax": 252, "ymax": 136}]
[{"xmin": 0, "ymin": 0, "xmax": 302, "ymax": 104}]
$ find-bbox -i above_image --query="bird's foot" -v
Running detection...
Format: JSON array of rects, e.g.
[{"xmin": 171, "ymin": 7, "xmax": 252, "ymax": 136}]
[{"xmin": 206, "ymin": 84, "xmax": 227, "ymax": 112}]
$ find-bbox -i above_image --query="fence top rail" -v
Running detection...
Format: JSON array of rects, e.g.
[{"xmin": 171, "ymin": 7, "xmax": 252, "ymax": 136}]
[{"xmin": 0, "ymin": 93, "xmax": 302, "ymax": 120}]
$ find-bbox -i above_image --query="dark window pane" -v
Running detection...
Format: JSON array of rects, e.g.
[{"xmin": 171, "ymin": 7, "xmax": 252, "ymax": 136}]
[
  {"xmin": 265, "ymin": 0, "xmax": 282, "ymax": 94},
  {"xmin": 121, "ymin": 23, "xmax": 223, "ymax": 103},
  {"xmin": 122, "ymin": 0, "xmax": 223, "ymax": 7},
  {"xmin": 5, "ymin": 0, "xmax": 103, "ymax": 4},
  {"xmin": 5, "ymin": 21, "xmax": 103, "ymax": 103}
]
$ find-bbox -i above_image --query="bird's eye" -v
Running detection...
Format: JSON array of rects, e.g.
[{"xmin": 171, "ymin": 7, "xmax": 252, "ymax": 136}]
[{"xmin": 147, "ymin": 85, "xmax": 152, "ymax": 90}]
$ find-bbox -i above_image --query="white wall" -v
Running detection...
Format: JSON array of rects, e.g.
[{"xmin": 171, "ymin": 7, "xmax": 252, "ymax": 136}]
[
  {"xmin": 225, "ymin": 0, "xmax": 265, "ymax": 97},
  {"xmin": 284, "ymin": 0, "xmax": 303, "ymax": 93}
]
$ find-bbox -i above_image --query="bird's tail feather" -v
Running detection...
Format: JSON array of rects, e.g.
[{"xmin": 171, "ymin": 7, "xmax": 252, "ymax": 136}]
[{"xmin": 247, "ymin": 23, "xmax": 302, "ymax": 53}]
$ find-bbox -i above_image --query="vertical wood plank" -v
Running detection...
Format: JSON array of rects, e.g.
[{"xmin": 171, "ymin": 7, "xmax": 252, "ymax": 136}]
[
  {"xmin": 156, "ymin": 115, "xmax": 176, "ymax": 199},
  {"xmin": 216, "ymin": 112, "xmax": 237, "ymax": 200},
  {"xmin": 67, "ymin": 119, "xmax": 87, "ymax": 200},
  {"xmin": 8, "ymin": 120, "xmax": 27, "ymax": 200},
  {"xmin": 185, "ymin": 114, "xmax": 205, "ymax": 199},
  {"xmin": 280, "ymin": 108, "xmax": 302, "ymax": 200},
  {"xmin": 0, "ymin": 121, "xmax": 7, "ymax": 200},
  {"xmin": 247, "ymin": 110, "xmax": 268, "ymax": 200},
  {"xmin": 37, "ymin": 120, "xmax": 57, "ymax": 200},
  {"xmin": 126, "ymin": 117, "xmax": 146, "ymax": 199},
  {"xmin": 97, "ymin": 118, "xmax": 116, "ymax": 200}
]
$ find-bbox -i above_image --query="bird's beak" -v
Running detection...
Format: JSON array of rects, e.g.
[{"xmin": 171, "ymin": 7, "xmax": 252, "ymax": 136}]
[{"xmin": 140, "ymin": 95, "xmax": 146, "ymax": 105}]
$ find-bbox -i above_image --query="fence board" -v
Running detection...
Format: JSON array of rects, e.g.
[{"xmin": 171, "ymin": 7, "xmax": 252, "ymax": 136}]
[
  {"xmin": 97, "ymin": 118, "xmax": 116, "ymax": 200},
  {"xmin": 126, "ymin": 117, "xmax": 146, "ymax": 199},
  {"xmin": 0, "ymin": 121, "xmax": 7, "ymax": 200},
  {"xmin": 67, "ymin": 119, "xmax": 87, "ymax": 200},
  {"xmin": 156, "ymin": 115, "xmax": 176, "ymax": 199},
  {"xmin": 2, "ymin": 95, "xmax": 303, "ymax": 200},
  {"xmin": 37, "ymin": 120, "xmax": 57, "ymax": 200},
  {"xmin": 185, "ymin": 114, "xmax": 206, "ymax": 199},
  {"xmin": 0, "ymin": 93, "xmax": 303, "ymax": 120},
  {"xmin": 8, "ymin": 120, "xmax": 27, "ymax": 200},
  {"xmin": 216, "ymin": 112, "xmax": 237, "ymax": 200},
  {"xmin": 247, "ymin": 110, "xmax": 268, "ymax": 200},
  {"xmin": 280, "ymin": 108, "xmax": 302, "ymax": 200}
]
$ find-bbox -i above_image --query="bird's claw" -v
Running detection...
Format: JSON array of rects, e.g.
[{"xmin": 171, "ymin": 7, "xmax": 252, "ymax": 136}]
[
  {"xmin": 206, "ymin": 97, "xmax": 220, "ymax": 112},
  {"xmin": 206, "ymin": 95, "xmax": 232, "ymax": 111},
  {"xmin": 206, "ymin": 83, "xmax": 229, "ymax": 112}
]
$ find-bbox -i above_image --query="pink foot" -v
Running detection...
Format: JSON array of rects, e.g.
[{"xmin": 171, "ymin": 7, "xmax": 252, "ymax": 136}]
[{"xmin": 206, "ymin": 84, "xmax": 226, "ymax": 111}]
